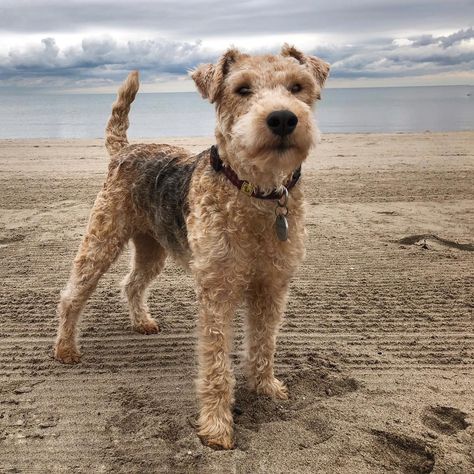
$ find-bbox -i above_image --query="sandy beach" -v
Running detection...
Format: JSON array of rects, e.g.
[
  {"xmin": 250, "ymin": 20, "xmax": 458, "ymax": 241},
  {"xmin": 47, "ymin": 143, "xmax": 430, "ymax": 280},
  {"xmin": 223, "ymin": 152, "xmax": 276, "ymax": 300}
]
[{"xmin": 0, "ymin": 131, "xmax": 473, "ymax": 473}]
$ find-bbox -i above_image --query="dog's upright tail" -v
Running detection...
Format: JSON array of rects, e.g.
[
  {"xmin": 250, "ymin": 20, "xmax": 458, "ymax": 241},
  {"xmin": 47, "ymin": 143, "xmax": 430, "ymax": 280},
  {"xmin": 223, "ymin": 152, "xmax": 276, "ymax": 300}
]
[{"xmin": 105, "ymin": 71, "xmax": 140, "ymax": 157}]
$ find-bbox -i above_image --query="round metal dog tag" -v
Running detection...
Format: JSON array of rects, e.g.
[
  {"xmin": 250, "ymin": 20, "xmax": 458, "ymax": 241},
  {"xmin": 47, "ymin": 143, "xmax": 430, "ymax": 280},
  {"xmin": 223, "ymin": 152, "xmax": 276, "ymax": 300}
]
[{"xmin": 275, "ymin": 214, "xmax": 289, "ymax": 241}]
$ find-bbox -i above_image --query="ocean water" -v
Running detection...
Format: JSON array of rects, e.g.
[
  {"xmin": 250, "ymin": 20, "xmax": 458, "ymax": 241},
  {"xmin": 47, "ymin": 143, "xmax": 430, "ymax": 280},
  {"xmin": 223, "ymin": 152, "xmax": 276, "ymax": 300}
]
[{"xmin": 0, "ymin": 85, "xmax": 472, "ymax": 138}]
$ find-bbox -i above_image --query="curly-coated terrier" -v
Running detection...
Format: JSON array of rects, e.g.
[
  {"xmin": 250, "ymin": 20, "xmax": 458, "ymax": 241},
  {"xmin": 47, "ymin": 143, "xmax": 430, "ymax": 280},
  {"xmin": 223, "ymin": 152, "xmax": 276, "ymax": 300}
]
[{"xmin": 53, "ymin": 44, "xmax": 329, "ymax": 449}]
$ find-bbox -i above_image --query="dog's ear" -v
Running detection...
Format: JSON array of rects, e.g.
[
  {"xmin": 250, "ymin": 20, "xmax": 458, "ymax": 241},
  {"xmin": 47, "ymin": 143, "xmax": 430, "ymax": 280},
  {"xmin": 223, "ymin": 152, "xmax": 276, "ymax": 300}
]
[
  {"xmin": 191, "ymin": 63, "xmax": 215, "ymax": 100},
  {"xmin": 191, "ymin": 48, "xmax": 242, "ymax": 103},
  {"xmin": 281, "ymin": 43, "xmax": 330, "ymax": 87}
]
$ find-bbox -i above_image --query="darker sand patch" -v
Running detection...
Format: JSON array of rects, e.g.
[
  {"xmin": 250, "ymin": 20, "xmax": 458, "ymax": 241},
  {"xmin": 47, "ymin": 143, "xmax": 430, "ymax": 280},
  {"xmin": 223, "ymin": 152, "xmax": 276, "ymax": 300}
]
[
  {"xmin": 0, "ymin": 234, "xmax": 25, "ymax": 245},
  {"xmin": 421, "ymin": 405, "xmax": 470, "ymax": 435},
  {"xmin": 376, "ymin": 210, "xmax": 399, "ymax": 215},
  {"xmin": 396, "ymin": 234, "xmax": 474, "ymax": 251}
]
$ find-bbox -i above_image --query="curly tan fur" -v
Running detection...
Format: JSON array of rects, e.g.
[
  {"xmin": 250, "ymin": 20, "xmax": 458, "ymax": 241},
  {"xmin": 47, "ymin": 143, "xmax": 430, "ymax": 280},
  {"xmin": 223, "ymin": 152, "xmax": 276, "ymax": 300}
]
[
  {"xmin": 105, "ymin": 70, "xmax": 139, "ymax": 156},
  {"xmin": 54, "ymin": 46, "xmax": 329, "ymax": 449}
]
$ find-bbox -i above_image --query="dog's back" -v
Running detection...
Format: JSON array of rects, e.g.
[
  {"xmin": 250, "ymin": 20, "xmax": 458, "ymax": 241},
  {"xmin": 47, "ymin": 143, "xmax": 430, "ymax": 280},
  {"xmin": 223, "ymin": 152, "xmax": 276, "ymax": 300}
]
[{"xmin": 117, "ymin": 143, "xmax": 203, "ymax": 258}]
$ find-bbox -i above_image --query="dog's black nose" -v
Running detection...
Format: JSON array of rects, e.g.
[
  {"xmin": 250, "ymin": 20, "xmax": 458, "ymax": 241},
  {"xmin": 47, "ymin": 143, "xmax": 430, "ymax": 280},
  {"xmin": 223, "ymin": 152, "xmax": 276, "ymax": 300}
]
[{"xmin": 266, "ymin": 110, "xmax": 298, "ymax": 137}]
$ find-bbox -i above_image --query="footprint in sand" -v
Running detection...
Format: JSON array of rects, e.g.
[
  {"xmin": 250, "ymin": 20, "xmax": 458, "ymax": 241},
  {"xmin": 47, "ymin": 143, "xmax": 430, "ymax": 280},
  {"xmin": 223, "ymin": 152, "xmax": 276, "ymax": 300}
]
[
  {"xmin": 372, "ymin": 429, "xmax": 435, "ymax": 474},
  {"xmin": 233, "ymin": 355, "xmax": 359, "ymax": 456},
  {"xmin": 421, "ymin": 405, "xmax": 470, "ymax": 435},
  {"xmin": 234, "ymin": 355, "xmax": 359, "ymax": 432}
]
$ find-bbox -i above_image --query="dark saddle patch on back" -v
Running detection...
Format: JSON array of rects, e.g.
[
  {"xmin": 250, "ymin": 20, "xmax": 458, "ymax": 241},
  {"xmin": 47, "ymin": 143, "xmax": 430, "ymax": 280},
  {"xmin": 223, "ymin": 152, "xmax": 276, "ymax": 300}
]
[{"xmin": 131, "ymin": 146, "xmax": 207, "ymax": 253}]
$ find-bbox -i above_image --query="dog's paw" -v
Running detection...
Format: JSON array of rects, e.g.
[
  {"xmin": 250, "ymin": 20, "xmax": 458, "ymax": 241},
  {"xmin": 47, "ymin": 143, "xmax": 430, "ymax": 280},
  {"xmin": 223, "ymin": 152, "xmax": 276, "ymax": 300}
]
[
  {"xmin": 132, "ymin": 317, "xmax": 160, "ymax": 334},
  {"xmin": 53, "ymin": 341, "xmax": 82, "ymax": 364},
  {"xmin": 199, "ymin": 432, "xmax": 235, "ymax": 450},
  {"xmin": 256, "ymin": 377, "xmax": 289, "ymax": 400},
  {"xmin": 198, "ymin": 416, "xmax": 234, "ymax": 450}
]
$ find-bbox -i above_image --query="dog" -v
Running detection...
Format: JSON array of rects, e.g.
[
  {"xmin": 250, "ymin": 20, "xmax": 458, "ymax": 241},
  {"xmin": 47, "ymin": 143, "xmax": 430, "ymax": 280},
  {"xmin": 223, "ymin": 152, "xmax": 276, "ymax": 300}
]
[{"xmin": 53, "ymin": 44, "xmax": 329, "ymax": 449}]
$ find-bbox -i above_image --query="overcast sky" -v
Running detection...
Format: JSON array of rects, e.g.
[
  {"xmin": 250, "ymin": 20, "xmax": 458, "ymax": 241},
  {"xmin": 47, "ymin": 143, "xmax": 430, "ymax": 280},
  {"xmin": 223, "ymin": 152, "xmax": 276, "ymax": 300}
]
[{"xmin": 0, "ymin": 0, "xmax": 473, "ymax": 92}]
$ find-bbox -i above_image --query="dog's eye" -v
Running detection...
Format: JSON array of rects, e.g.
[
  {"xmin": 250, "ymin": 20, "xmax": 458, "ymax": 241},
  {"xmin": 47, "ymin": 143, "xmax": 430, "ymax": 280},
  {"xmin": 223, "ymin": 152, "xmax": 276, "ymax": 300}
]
[
  {"xmin": 290, "ymin": 84, "xmax": 302, "ymax": 94},
  {"xmin": 236, "ymin": 86, "xmax": 252, "ymax": 96}
]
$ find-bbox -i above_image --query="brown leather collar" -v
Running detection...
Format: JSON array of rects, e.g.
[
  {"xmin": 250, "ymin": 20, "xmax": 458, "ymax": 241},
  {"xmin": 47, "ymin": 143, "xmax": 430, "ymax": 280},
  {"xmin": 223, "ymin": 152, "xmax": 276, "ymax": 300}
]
[{"xmin": 210, "ymin": 145, "xmax": 301, "ymax": 200}]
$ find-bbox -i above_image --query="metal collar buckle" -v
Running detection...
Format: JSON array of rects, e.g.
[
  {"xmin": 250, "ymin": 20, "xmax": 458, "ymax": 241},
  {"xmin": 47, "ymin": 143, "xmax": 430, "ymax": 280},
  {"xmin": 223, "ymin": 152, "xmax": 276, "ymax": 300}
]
[{"xmin": 240, "ymin": 181, "xmax": 255, "ymax": 196}]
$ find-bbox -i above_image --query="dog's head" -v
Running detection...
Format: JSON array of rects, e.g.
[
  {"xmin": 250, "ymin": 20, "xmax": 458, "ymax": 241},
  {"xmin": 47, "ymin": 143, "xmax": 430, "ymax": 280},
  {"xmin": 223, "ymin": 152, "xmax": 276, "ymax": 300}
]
[{"xmin": 192, "ymin": 45, "xmax": 329, "ymax": 189}]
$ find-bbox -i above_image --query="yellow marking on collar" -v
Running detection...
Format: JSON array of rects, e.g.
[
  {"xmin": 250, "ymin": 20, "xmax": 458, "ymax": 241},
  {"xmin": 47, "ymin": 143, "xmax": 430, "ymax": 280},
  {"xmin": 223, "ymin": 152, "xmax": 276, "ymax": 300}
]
[{"xmin": 240, "ymin": 181, "xmax": 255, "ymax": 196}]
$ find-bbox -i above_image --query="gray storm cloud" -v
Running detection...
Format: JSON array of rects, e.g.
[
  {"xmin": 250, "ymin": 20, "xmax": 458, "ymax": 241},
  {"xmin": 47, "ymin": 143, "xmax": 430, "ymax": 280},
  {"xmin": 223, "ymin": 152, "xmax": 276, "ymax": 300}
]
[
  {"xmin": 412, "ymin": 27, "xmax": 474, "ymax": 48},
  {"xmin": 0, "ymin": 0, "xmax": 473, "ymax": 90},
  {"xmin": 1, "ymin": 29, "xmax": 473, "ymax": 89},
  {"xmin": 321, "ymin": 29, "xmax": 474, "ymax": 78},
  {"xmin": 1, "ymin": 37, "xmax": 214, "ymax": 87}
]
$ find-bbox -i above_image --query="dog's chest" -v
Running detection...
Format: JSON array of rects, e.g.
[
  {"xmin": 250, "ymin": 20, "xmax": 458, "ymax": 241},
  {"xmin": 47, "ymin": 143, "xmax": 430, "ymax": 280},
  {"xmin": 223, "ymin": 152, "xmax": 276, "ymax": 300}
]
[{"xmin": 238, "ymin": 201, "xmax": 305, "ymax": 272}]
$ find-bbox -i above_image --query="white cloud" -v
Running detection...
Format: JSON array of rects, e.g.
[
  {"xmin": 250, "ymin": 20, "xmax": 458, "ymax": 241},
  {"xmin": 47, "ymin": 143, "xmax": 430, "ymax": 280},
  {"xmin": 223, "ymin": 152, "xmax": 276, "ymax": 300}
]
[{"xmin": 393, "ymin": 39, "xmax": 414, "ymax": 47}]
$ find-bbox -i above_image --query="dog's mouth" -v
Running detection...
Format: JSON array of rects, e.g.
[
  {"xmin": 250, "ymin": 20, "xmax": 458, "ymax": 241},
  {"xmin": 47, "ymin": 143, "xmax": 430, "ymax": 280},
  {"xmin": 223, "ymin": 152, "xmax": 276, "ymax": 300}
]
[{"xmin": 275, "ymin": 137, "xmax": 295, "ymax": 152}]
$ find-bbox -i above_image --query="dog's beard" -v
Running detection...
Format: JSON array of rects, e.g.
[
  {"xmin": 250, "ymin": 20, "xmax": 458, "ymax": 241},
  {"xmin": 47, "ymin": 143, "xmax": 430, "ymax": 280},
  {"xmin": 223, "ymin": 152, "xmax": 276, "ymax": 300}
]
[
  {"xmin": 276, "ymin": 136, "xmax": 296, "ymax": 152},
  {"xmin": 225, "ymin": 137, "xmax": 308, "ymax": 191}
]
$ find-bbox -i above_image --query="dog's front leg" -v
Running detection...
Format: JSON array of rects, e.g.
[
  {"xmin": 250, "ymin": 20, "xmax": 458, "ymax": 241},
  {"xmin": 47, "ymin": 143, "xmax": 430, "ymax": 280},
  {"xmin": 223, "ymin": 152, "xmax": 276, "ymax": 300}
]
[
  {"xmin": 195, "ymin": 282, "xmax": 237, "ymax": 450},
  {"xmin": 244, "ymin": 277, "xmax": 290, "ymax": 400}
]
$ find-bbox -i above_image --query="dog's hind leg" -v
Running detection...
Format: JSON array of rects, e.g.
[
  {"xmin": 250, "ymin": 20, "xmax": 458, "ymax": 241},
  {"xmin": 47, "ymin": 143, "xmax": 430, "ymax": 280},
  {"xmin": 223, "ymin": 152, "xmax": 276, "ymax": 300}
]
[
  {"xmin": 122, "ymin": 233, "xmax": 166, "ymax": 334},
  {"xmin": 54, "ymin": 191, "xmax": 129, "ymax": 364}
]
